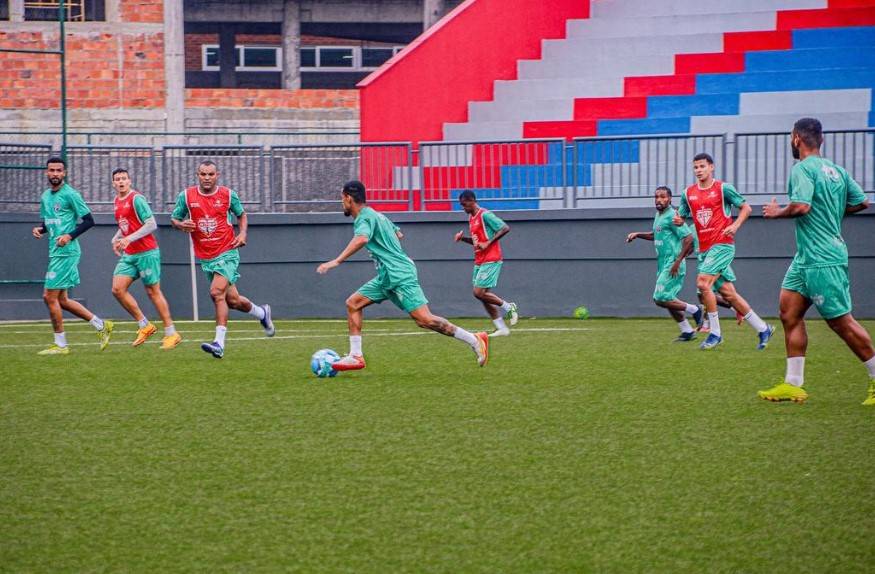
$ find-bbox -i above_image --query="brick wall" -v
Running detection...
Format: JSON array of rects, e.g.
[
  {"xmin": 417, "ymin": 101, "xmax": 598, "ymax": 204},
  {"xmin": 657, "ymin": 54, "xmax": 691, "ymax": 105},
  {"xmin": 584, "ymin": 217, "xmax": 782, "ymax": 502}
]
[
  {"xmin": 121, "ymin": 0, "xmax": 163, "ymax": 23},
  {"xmin": 186, "ymin": 88, "xmax": 359, "ymax": 109}
]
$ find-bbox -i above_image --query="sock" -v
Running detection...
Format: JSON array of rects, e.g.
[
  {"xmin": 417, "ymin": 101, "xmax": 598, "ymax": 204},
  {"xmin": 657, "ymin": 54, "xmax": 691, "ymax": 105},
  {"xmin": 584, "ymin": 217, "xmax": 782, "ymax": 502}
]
[
  {"xmin": 215, "ymin": 325, "xmax": 227, "ymax": 348},
  {"xmin": 248, "ymin": 304, "xmax": 266, "ymax": 321},
  {"xmin": 702, "ymin": 318, "xmax": 710, "ymax": 329},
  {"xmin": 685, "ymin": 303, "xmax": 699, "ymax": 315},
  {"xmin": 708, "ymin": 312, "xmax": 721, "ymax": 337},
  {"xmin": 785, "ymin": 356, "xmax": 805, "ymax": 387},
  {"xmin": 89, "ymin": 316, "xmax": 105, "ymax": 331},
  {"xmin": 453, "ymin": 327, "xmax": 478, "ymax": 348},
  {"xmin": 864, "ymin": 355, "xmax": 875, "ymax": 379},
  {"xmin": 493, "ymin": 317, "xmax": 508, "ymax": 331},
  {"xmin": 677, "ymin": 319, "xmax": 694, "ymax": 334},
  {"xmin": 137, "ymin": 317, "xmax": 149, "ymax": 329},
  {"xmin": 350, "ymin": 335, "xmax": 362, "ymax": 356},
  {"xmin": 499, "ymin": 301, "xmax": 512, "ymax": 313},
  {"xmin": 54, "ymin": 332, "xmax": 67, "ymax": 348},
  {"xmin": 744, "ymin": 310, "xmax": 768, "ymax": 333},
  {"xmin": 164, "ymin": 325, "xmax": 176, "ymax": 337}
]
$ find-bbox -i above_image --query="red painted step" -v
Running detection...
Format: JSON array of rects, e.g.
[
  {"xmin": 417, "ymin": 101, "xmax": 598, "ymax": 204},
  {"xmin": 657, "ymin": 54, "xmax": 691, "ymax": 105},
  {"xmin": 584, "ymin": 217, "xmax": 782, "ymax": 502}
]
[
  {"xmin": 472, "ymin": 142, "xmax": 553, "ymax": 166},
  {"xmin": 573, "ymin": 97, "xmax": 647, "ymax": 120},
  {"xmin": 675, "ymin": 52, "xmax": 746, "ymax": 74},
  {"xmin": 723, "ymin": 30, "xmax": 793, "ymax": 52},
  {"xmin": 828, "ymin": 0, "xmax": 875, "ymax": 8},
  {"xmin": 624, "ymin": 75, "xmax": 697, "ymax": 97},
  {"xmin": 777, "ymin": 7, "xmax": 875, "ymax": 29},
  {"xmin": 522, "ymin": 120, "xmax": 597, "ymax": 141}
]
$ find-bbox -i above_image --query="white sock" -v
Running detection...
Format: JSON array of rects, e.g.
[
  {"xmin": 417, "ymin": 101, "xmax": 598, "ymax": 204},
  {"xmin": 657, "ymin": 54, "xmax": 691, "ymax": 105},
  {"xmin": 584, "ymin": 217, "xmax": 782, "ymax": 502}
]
[
  {"xmin": 248, "ymin": 304, "xmax": 266, "ymax": 320},
  {"xmin": 702, "ymin": 318, "xmax": 710, "ymax": 329},
  {"xmin": 164, "ymin": 324, "xmax": 176, "ymax": 336},
  {"xmin": 215, "ymin": 325, "xmax": 227, "ymax": 348},
  {"xmin": 453, "ymin": 327, "xmax": 478, "ymax": 348},
  {"xmin": 678, "ymin": 319, "xmax": 694, "ymax": 334},
  {"xmin": 54, "ymin": 332, "xmax": 67, "ymax": 348},
  {"xmin": 499, "ymin": 301, "xmax": 512, "ymax": 313},
  {"xmin": 785, "ymin": 356, "xmax": 805, "ymax": 387},
  {"xmin": 708, "ymin": 312, "xmax": 721, "ymax": 337},
  {"xmin": 137, "ymin": 317, "xmax": 149, "ymax": 329},
  {"xmin": 685, "ymin": 303, "xmax": 698, "ymax": 315},
  {"xmin": 89, "ymin": 316, "xmax": 105, "ymax": 331},
  {"xmin": 493, "ymin": 317, "xmax": 508, "ymax": 331},
  {"xmin": 350, "ymin": 335, "xmax": 362, "ymax": 356},
  {"xmin": 744, "ymin": 310, "xmax": 768, "ymax": 333},
  {"xmin": 864, "ymin": 355, "xmax": 875, "ymax": 379}
]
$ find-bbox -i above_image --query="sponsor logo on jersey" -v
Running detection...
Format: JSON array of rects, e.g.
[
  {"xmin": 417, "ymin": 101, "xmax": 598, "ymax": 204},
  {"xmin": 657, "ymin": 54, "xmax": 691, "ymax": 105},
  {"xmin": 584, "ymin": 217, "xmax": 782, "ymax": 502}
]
[
  {"xmin": 696, "ymin": 208, "xmax": 713, "ymax": 227},
  {"xmin": 53, "ymin": 203, "xmax": 61, "ymax": 213},
  {"xmin": 197, "ymin": 217, "xmax": 218, "ymax": 236},
  {"xmin": 821, "ymin": 165, "xmax": 840, "ymax": 182},
  {"xmin": 118, "ymin": 217, "xmax": 130, "ymax": 234}
]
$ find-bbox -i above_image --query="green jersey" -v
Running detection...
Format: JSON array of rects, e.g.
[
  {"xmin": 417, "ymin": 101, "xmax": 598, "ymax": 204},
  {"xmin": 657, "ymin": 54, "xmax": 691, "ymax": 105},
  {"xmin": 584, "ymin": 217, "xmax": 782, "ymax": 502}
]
[
  {"xmin": 40, "ymin": 183, "xmax": 91, "ymax": 258},
  {"xmin": 787, "ymin": 155, "xmax": 868, "ymax": 268},
  {"xmin": 653, "ymin": 207, "xmax": 692, "ymax": 270},
  {"xmin": 353, "ymin": 206, "xmax": 418, "ymax": 286}
]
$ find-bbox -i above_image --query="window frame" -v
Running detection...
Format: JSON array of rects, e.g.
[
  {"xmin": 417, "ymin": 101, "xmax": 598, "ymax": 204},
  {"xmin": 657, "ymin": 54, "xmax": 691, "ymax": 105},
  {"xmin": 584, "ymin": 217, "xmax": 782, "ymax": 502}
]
[
  {"xmin": 200, "ymin": 43, "xmax": 405, "ymax": 73},
  {"xmin": 201, "ymin": 44, "xmax": 283, "ymax": 72}
]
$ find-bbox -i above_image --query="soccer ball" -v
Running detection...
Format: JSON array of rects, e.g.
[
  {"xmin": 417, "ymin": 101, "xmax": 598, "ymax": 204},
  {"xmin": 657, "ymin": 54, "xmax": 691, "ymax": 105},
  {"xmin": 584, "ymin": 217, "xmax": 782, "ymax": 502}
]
[
  {"xmin": 310, "ymin": 348, "xmax": 340, "ymax": 378},
  {"xmin": 573, "ymin": 305, "xmax": 590, "ymax": 320}
]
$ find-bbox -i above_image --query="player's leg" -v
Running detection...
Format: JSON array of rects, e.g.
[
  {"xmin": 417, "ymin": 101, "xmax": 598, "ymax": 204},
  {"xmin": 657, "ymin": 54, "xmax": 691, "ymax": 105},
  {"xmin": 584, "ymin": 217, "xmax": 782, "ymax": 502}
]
[
  {"xmin": 717, "ymin": 281, "xmax": 774, "ymax": 349},
  {"xmin": 331, "ymin": 290, "xmax": 376, "ymax": 371},
  {"xmin": 473, "ymin": 262, "xmax": 517, "ymax": 333},
  {"xmin": 111, "ymin": 273, "xmax": 156, "ymax": 346},
  {"xmin": 55, "ymin": 255, "xmax": 113, "ymax": 349},
  {"xmin": 38, "ymin": 288, "xmax": 70, "ymax": 354},
  {"xmin": 654, "ymin": 266, "xmax": 700, "ymax": 339},
  {"xmin": 408, "ymin": 304, "xmax": 489, "ymax": 367},
  {"xmin": 202, "ymin": 272, "xmax": 231, "ymax": 358},
  {"xmin": 224, "ymin": 284, "xmax": 274, "ymax": 337},
  {"xmin": 758, "ymin": 288, "xmax": 810, "ymax": 402},
  {"xmin": 695, "ymin": 273, "xmax": 723, "ymax": 349},
  {"xmin": 143, "ymin": 283, "xmax": 181, "ymax": 350}
]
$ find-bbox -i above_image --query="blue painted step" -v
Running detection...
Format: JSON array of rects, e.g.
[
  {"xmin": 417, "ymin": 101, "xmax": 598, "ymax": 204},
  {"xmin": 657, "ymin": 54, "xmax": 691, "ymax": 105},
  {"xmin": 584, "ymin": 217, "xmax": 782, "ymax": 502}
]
[
  {"xmin": 792, "ymin": 26, "xmax": 875, "ymax": 49},
  {"xmin": 746, "ymin": 48, "xmax": 875, "ymax": 72}
]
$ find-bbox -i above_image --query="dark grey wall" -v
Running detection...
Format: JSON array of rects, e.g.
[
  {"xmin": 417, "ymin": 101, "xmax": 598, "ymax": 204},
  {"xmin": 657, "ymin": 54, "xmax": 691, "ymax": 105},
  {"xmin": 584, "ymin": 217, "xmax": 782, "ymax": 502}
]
[{"xmin": 2, "ymin": 208, "xmax": 873, "ymax": 321}]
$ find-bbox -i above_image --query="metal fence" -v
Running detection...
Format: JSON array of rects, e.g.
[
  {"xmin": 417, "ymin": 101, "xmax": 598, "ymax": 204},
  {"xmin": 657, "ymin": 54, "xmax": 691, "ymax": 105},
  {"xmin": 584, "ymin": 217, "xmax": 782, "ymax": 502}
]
[{"xmin": 1, "ymin": 129, "xmax": 872, "ymax": 212}]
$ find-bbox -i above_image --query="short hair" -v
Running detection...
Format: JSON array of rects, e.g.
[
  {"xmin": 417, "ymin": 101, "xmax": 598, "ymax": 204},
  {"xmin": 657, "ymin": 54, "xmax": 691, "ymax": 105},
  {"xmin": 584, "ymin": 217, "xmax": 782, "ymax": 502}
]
[
  {"xmin": 693, "ymin": 153, "xmax": 714, "ymax": 165},
  {"xmin": 793, "ymin": 117, "xmax": 823, "ymax": 149},
  {"xmin": 342, "ymin": 180, "xmax": 367, "ymax": 204},
  {"xmin": 198, "ymin": 160, "xmax": 218, "ymax": 170},
  {"xmin": 655, "ymin": 185, "xmax": 672, "ymax": 197},
  {"xmin": 111, "ymin": 168, "xmax": 129, "ymax": 179},
  {"xmin": 458, "ymin": 190, "xmax": 477, "ymax": 202},
  {"xmin": 46, "ymin": 157, "xmax": 66, "ymax": 168}
]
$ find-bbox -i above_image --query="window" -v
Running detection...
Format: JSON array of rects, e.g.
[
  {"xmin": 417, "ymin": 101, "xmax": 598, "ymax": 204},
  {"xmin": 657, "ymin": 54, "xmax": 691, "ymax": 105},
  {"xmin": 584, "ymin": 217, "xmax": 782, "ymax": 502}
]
[
  {"xmin": 202, "ymin": 45, "xmax": 281, "ymax": 72},
  {"xmin": 300, "ymin": 46, "xmax": 404, "ymax": 71},
  {"xmin": 24, "ymin": 0, "xmax": 105, "ymax": 21},
  {"xmin": 318, "ymin": 48, "xmax": 354, "ymax": 68},
  {"xmin": 362, "ymin": 47, "xmax": 395, "ymax": 68},
  {"xmin": 300, "ymin": 47, "xmax": 316, "ymax": 68}
]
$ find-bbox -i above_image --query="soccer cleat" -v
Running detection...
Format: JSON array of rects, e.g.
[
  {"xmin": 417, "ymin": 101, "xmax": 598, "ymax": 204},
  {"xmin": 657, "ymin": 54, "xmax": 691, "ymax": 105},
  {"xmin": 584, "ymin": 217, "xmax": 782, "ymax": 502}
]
[
  {"xmin": 97, "ymin": 320, "xmax": 114, "ymax": 351},
  {"xmin": 674, "ymin": 331, "xmax": 697, "ymax": 342},
  {"xmin": 757, "ymin": 324, "xmax": 776, "ymax": 350},
  {"xmin": 132, "ymin": 322, "xmax": 157, "ymax": 347},
  {"xmin": 489, "ymin": 328, "xmax": 510, "ymax": 338},
  {"xmin": 699, "ymin": 333, "xmax": 723, "ymax": 350},
  {"xmin": 161, "ymin": 332, "xmax": 183, "ymax": 350},
  {"xmin": 863, "ymin": 380, "xmax": 875, "ymax": 406},
  {"xmin": 691, "ymin": 306, "xmax": 704, "ymax": 330},
  {"xmin": 505, "ymin": 302, "xmax": 519, "ymax": 326},
  {"xmin": 331, "ymin": 354, "xmax": 366, "ymax": 371},
  {"xmin": 201, "ymin": 341, "xmax": 224, "ymax": 359},
  {"xmin": 758, "ymin": 382, "xmax": 808, "ymax": 403},
  {"xmin": 475, "ymin": 331, "xmax": 489, "ymax": 367},
  {"xmin": 260, "ymin": 304, "xmax": 275, "ymax": 337},
  {"xmin": 37, "ymin": 344, "xmax": 70, "ymax": 356}
]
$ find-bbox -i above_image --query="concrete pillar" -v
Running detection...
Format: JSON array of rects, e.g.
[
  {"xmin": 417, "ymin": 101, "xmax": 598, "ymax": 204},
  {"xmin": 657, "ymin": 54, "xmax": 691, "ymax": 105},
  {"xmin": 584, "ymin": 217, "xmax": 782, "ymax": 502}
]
[
  {"xmin": 423, "ymin": 0, "xmax": 446, "ymax": 31},
  {"xmin": 163, "ymin": 0, "xmax": 186, "ymax": 133},
  {"xmin": 282, "ymin": 0, "xmax": 301, "ymax": 90},
  {"xmin": 219, "ymin": 25, "xmax": 238, "ymax": 88},
  {"xmin": 105, "ymin": 0, "xmax": 121, "ymax": 23},
  {"xmin": 9, "ymin": 0, "xmax": 24, "ymax": 22}
]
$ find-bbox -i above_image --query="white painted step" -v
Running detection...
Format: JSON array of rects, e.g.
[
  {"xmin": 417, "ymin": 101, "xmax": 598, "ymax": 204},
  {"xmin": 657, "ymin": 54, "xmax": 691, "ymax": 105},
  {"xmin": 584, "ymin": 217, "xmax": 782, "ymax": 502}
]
[
  {"xmin": 691, "ymin": 111, "xmax": 871, "ymax": 133},
  {"xmin": 591, "ymin": 0, "xmax": 826, "ymax": 18},
  {"xmin": 567, "ymin": 12, "xmax": 779, "ymax": 38},
  {"xmin": 493, "ymin": 78, "xmax": 624, "ymax": 102},
  {"xmin": 518, "ymin": 53, "xmax": 676, "ymax": 80},
  {"xmin": 738, "ymin": 89, "xmax": 873, "ymax": 115},
  {"xmin": 443, "ymin": 121, "xmax": 523, "ymax": 141},
  {"xmin": 468, "ymin": 99, "xmax": 574, "ymax": 122},
  {"xmin": 540, "ymin": 33, "xmax": 725, "ymax": 62}
]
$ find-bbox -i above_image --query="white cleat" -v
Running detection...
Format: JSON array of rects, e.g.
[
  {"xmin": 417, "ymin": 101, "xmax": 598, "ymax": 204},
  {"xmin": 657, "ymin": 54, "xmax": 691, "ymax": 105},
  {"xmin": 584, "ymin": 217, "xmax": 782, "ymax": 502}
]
[
  {"xmin": 488, "ymin": 328, "xmax": 510, "ymax": 338},
  {"xmin": 506, "ymin": 302, "xmax": 519, "ymax": 326}
]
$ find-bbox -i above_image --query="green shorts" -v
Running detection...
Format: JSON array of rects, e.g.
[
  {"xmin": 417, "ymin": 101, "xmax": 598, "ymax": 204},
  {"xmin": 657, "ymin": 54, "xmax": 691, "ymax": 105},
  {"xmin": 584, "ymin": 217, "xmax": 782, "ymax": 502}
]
[
  {"xmin": 201, "ymin": 249, "xmax": 240, "ymax": 285},
  {"xmin": 472, "ymin": 261, "xmax": 503, "ymax": 289},
  {"xmin": 113, "ymin": 248, "xmax": 161, "ymax": 286},
  {"xmin": 653, "ymin": 263, "xmax": 686, "ymax": 302},
  {"xmin": 357, "ymin": 276, "xmax": 429, "ymax": 314},
  {"xmin": 45, "ymin": 255, "xmax": 80, "ymax": 290},
  {"xmin": 698, "ymin": 244, "xmax": 736, "ymax": 283},
  {"xmin": 782, "ymin": 261, "xmax": 851, "ymax": 320}
]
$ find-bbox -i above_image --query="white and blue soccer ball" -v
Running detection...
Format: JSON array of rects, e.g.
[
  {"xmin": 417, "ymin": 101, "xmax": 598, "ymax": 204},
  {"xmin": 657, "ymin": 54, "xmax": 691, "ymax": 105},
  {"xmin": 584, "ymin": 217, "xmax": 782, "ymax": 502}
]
[{"xmin": 310, "ymin": 348, "xmax": 340, "ymax": 378}]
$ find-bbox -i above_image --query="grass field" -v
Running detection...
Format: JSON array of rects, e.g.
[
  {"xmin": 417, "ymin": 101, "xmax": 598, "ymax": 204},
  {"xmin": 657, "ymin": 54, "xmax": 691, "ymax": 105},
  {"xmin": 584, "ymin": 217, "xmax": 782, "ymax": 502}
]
[{"xmin": 1, "ymin": 317, "xmax": 873, "ymax": 573}]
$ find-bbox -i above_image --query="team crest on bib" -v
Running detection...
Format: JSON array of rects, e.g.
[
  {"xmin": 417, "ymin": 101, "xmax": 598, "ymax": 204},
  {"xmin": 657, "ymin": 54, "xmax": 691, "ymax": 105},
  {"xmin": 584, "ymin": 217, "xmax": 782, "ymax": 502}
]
[
  {"xmin": 696, "ymin": 208, "xmax": 712, "ymax": 227},
  {"xmin": 118, "ymin": 217, "xmax": 130, "ymax": 234},
  {"xmin": 197, "ymin": 217, "xmax": 218, "ymax": 236}
]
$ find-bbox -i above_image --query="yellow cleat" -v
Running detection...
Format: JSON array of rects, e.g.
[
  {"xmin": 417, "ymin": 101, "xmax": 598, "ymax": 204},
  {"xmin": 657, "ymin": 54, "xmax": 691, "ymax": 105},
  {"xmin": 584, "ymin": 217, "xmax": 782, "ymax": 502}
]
[
  {"xmin": 132, "ymin": 322, "xmax": 158, "ymax": 347},
  {"xmin": 863, "ymin": 380, "xmax": 875, "ymax": 407},
  {"xmin": 37, "ymin": 344, "xmax": 70, "ymax": 356},
  {"xmin": 758, "ymin": 382, "xmax": 808, "ymax": 403},
  {"xmin": 98, "ymin": 319, "xmax": 114, "ymax": 351},
  {"xmin": 161, "ymin": 332, "xmax": 183, "ymax": 350}
]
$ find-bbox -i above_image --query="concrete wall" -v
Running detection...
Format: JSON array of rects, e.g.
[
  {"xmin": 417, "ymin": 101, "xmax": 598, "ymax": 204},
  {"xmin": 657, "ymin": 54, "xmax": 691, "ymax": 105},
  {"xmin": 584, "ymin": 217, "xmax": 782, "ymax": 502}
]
[{"xmin": 3, "ymin": 208, "xmax": 873, "ymax": 322}]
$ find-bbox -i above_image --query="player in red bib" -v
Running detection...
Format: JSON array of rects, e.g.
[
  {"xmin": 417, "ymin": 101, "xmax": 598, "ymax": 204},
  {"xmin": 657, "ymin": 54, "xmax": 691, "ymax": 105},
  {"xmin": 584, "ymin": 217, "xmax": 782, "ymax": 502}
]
[
  {"xmin": 170, "ymin": 160, "xmax": 274, "ymax": 358},
  {"xmin": 673, "ymin": 153, "xmax": 774, "ymax": 350},
  {"xmin": 110, "ymin": 168, "xmax": 181, "ymax": 349},
  {"xmin": 454, "ymin": 191, "xmax": 518, "ymax": 336}
]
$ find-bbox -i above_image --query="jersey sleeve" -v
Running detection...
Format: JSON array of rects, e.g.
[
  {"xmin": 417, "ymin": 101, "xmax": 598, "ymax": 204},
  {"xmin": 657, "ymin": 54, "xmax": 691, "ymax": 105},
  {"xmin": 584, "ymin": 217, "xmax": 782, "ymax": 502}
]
[
  {"xmin": 722, "ymin": 183, "xmax": 746, "ymax": 208},
  {"xmin": 787, "ymin": 164, "xmax": 814, "ymax": 205},
  {"xmin": 170, "ymin": 191, "xmax": 189, "ymax": 220},
  {"xmin": 678, "ymin": 193, "xmax": 690, "ymax": 218},
  {"xmin": 844, "ymin": 170, "xmax": 868, "ymax": 206},
  {"xmin": 68, "ymin": 189, "xmax": 92, "ymax": 218},
  {"xmin": 673, "ymin": 221, "xmax": 693, "ymax": 239},
  {"xmin": 229, "ymin": 190, "xmax": 245, "ymax": 217},
  {"xmin": 353, "ymin": 212, "xmax": 375, "ymax": 239},
  {"xmin": 133, "ymin": 194, "xmax": 154, "ymax": 222},
  {"xmin": 483, "ymin": 211, "xmax": 507, "ymax": 235}
]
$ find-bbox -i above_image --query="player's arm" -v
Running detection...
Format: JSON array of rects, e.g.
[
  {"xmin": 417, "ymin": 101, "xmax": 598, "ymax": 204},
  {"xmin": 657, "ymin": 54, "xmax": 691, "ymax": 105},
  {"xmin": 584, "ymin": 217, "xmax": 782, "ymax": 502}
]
[
  {"xmin": 626, "ymin": 231, "xmax": 653, "ymax": 242},
  {"xmin": 846, "ymin": 201, "xmax": 869, "ymax": 215},
  {"xmin": 764, "ymin": 166, "xmax": 813, "ymax": 219},
  {"xmin": 454, "ymin": 230, "xmax": 474, "ymax": 245},
  {"xmin": 56, "ymin": 212, "xmax": 94, "ymax": 247},
  {"xmin": 762, "ymin": 199, "xmax": 811, "ymax": 219},
  {"xmin": 228, "ymin": 191, "xmax": 247, "ymax": 247},
  {"xmin": 481, "ymin": 224, "xmax": 509, "ymax": 250},
  {"xmin": 673, "ymin": 195, "xmax": 690, "ymax": 226},
  {"xmin": 845, "ymin": 175, "xmax": 869, "ymax": 215},
  {"xmin": 32, "ymin": 221, "xmax": 47, "ymax": 239},
  {"xmin": 669, "ymin": 235, "xmax": 694, "ymax": 277},
  {"xmin": 316, "ymin": 235, "xmax": 369, "ymax": 274},
  {"xmin": 722, "ymin": 184, "xmax": 750, "ymax": 237},
  {"xmin": 170, "ymin": 192, "xmax": 196, "ymax": 232}
]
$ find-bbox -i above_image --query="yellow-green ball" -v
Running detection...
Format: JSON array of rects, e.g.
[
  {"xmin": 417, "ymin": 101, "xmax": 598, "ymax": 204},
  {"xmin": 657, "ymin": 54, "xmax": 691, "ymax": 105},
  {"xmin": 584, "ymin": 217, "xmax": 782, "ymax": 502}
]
[{"xmin": 573, "ymin": 306, "xmax": 589, "ymax": 319}]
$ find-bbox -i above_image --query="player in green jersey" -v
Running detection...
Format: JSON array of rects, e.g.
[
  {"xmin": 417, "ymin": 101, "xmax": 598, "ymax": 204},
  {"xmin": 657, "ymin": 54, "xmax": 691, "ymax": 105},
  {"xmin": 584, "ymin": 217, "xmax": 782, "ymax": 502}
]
[
  {"xmin": 627, "ymin": 186, "xmax": 702, "ymax": 341},
  {"xmin": 758, "ymin": 118, "xmax": 875, "ymax": 405},
  {"xmin": 317, "ymin": 181, "xmax": 489, "ymax": 370},
  {"xmin": 32, "ymin": 157, "xmax": 113, "ymax": 355}
]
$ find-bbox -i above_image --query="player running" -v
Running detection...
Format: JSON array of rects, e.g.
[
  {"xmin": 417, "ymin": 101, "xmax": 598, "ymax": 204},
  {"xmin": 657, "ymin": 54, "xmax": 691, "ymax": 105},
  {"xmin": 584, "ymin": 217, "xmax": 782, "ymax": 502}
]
[
  {"xmin": 758, "ymin": 118, "xmax": 875, "ymax": 406},
  {"xmin": 170, "ymin": 160, "xmax": 274, "ymax": 358},
  {"xmin": 317, "ymin": 180, "xmax": 489, "ymax": 370},
  {"xmin": 453, "ymin": 190, "xmax": 518, "ymax": 337},
  {"xmin": 627, "ymin": 186, "xmax": 702, "ymax": 341},
  {"xmin": 110, "ymin": 168, "xmax": 181, "ymax": 349},
  {"xmin": 673, "ymin": 153, "xmax": 774, "ymax": 350},
  {"xmin": 33, "ymin": 157, "xmax": 113, "ymax": 355}
]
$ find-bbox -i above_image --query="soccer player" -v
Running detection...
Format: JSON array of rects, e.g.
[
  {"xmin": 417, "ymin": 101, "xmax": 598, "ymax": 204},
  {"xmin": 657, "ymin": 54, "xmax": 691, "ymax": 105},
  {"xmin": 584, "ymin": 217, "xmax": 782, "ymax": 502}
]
[
  {"xmin": 453, "ymin": 190, "xmax": 518, "ymax": 337},
  {"xmin": 32, "ymin": 157, "xmax": 113, "ymax": 355},
  {"xmin": 170, "ymin": 160, "xmax": 274, "ymax": 358},
  {"xmin": 316, "ymin": 180, "xmax": 489, "ymax": 370},
  {"xmin": 758, "ymin": 118, "xmax": 875, "ymax": 405},
  {"xmin": 673, "ymin": 153, "xmax": 774, "ymax": 350},
  {"xmin": 110, "ymin": 168, "xmax": 182, "ymax": 349},
  {"xmin": 626, "ymin": 186, "xmax": 702, "ymax": 341}
]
